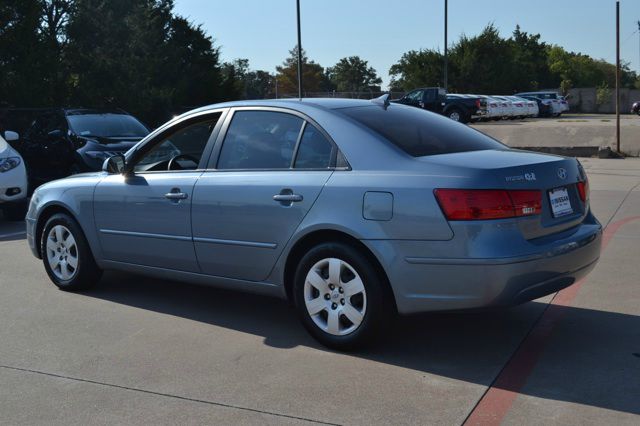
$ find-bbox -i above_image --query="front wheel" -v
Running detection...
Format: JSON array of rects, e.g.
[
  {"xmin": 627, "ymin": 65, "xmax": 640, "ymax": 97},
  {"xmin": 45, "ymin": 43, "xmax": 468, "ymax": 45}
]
[
  {"xmin": 293, "ymin": 242, "xmax": 392, "ymax": 350},
  {"xmin": 41, "ymin": 213, "xmax": 102, "ymax": 291}
]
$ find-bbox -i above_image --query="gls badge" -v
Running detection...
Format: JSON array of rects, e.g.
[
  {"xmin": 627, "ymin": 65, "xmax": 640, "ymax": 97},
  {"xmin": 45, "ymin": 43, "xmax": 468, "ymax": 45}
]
[{"xmin": 524, "ymin": 172, "xmax": 536, "ymax": 181}]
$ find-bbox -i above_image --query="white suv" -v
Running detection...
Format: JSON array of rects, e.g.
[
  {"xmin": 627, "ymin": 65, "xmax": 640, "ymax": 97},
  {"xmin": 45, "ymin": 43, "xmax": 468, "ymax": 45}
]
[{"xmin": 0, "ymin": 131, "xmax": 28, "ymax": 220}]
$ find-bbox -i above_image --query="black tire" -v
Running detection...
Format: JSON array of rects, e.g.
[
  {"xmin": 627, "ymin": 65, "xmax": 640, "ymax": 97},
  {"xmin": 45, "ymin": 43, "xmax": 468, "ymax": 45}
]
[
  {"xmin": 293, "ymin": 242, "xmax": 392, "ymax": 351},
  {"xmin": 41, "ymin": 213, "xmax": 102, "ymax": 291},
  {"xmin": 446, "ymin": 108, "xmax": 468, "ymax": 123},
  {"xmin": 2, "ymin": 201, "xmax": 27, "ymax": 221}
]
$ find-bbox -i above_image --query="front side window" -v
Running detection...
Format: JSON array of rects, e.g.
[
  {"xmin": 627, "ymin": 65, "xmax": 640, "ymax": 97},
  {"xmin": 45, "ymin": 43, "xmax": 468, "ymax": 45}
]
[
  {"xmin": 217, "ymin": 110, "xmax": 303, "ymax": 169},
  {"xmin": 405, "ymin": 90, "xmax": 423, "ymax": 102},
  {"xmin": 294, "ymin": 124, "xmax": 334, "ymax": 169},
  {"xmin": 134, "ymin": 117, "xmax": 219, "ymax": 172}
]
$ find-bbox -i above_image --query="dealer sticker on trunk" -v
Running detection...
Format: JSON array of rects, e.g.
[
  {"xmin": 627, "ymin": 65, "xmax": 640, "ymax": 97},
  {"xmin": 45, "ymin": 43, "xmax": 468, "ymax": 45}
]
[{"xmin": 549, "ymin": 187, "xmax": 573, "ymax": 218}]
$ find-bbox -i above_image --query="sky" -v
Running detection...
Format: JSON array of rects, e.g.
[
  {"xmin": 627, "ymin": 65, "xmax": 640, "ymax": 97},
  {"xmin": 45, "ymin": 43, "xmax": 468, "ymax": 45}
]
[{"xmin": 173, "ymin": 0, "xmax": 640, "ymax": 89}]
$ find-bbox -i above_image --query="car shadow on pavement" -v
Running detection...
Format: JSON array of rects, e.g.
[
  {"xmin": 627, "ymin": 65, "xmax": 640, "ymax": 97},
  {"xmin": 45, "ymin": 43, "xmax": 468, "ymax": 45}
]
[
  {"xmin": 0, "ymin": 218, "xmax": 26, "ymax": 242},
  {"xmin": 85, "ymin": 271, "xmax": 640, "ymax": 416}
]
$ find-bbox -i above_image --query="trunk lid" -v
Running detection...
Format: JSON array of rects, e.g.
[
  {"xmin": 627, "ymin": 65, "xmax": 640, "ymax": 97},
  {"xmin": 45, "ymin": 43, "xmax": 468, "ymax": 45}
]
[{"xmin": 422, "ymin": 149, "xmax": 588, "ymax": 239}]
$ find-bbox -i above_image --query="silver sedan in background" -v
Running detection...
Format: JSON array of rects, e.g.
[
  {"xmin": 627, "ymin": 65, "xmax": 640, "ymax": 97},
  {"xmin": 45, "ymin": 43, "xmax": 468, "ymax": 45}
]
[{"xmin": 26, "ymin": 97, "xmax": 602, "ymax": 350}]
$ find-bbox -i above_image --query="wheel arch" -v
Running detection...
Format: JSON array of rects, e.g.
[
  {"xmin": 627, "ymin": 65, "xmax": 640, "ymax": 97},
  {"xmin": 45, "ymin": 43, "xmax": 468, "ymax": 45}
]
[
  {"xmin": 34, "ymin": 203, "xmax": 83, "ymax": 259},
  {"xmin": 282, "ymin": 229, "xmax": 398, "ymax": 314}
]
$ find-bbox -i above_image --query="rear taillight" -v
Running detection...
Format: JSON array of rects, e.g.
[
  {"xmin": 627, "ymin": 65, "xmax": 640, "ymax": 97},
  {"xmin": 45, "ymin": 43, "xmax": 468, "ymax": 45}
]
[
  {"xmin": 577, "ymin": 180, "xmax": 589, "ymax": 202},
  {"xmin": 434, "ymin": 189, "xmax": 542, "ymax": 221},
  {"xmin": 476, "ymin": 99, "xmax": 481, "ymax": 109}
]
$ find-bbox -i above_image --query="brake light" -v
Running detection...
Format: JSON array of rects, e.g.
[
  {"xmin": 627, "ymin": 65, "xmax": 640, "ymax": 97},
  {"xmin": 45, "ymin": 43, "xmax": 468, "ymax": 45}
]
[
  {"xmin": 577, "ymin": 180, "xmax": 589, "ymax": 202},
  {"xmin": 434, "ymin": 189, "xmax": 542, "ymax": 220},
  {"xmin": 476, "ymin": 99, "xmax": 481, "ymax": 109}
]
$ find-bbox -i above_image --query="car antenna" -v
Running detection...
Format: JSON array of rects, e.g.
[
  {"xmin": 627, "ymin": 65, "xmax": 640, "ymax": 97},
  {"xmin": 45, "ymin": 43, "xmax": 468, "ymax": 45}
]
[{"xmin": 370, "ymin": 93, "xmax": 391, "ymax": 109}]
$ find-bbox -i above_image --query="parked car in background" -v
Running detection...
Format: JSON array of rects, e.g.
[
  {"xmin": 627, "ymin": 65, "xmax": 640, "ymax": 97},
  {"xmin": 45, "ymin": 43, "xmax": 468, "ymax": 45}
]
[
  {"xmin": 27, "ymin": 97, "xmax": 601, "ymax": 350},
  {"xmin": 558, "ymin": 96, "xmax": 570, "ymax": 113},
  {"xmin": 503, "ymin": 96, "xmax": 530, "ymax": 119},
  {"xmin": 0, "ymin": 131, "xmax": 28, "ymax": 220},
  {"xmin": 393, "ymin": 87, "xmax": 485, "ymax": 123},
  {"xmin": 19, "ymin": 108, "xmax": 150, "ymax": 188},
  {"xmin": 474, "ymin": 95, "xmax": 502, "ymax": 120},
  {"xmin": 632, "ymin": 101, "xmax": 640, "ymax": 115},
  {"xmin": 491, "ymin": 96, "xmax": 518, "ymax": 119},
  {"xmin": 519, "ymin": 95, "xmax": 553, "ymax": 117},
  {"xmin": 516, "ymin": 91, "xmax": 564, "ymax": 116},
  {"xmin": 507, "ymin": 96, "xmax": 538, "ymax": 118}
]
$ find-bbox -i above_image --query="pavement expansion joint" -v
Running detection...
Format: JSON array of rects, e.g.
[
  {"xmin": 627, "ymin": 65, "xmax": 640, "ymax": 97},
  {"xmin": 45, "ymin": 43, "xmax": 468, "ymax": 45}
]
[{"xmin": 0, "ymin": 364, "xmax": 341, "ymax": 426}]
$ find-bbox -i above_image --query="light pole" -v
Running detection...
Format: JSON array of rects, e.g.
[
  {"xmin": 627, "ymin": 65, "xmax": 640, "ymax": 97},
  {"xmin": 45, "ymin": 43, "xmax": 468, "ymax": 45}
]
[
  {"xmin": 444, "ymin": 0, "xmax": 448, "ymax": 91},
  {"xmin": 296, "ymin": 0, "xmax": 303, "ymax": 99},
  {"xmin": 615, "ymin": 0, "xmax": 620, "ymax": 153}
]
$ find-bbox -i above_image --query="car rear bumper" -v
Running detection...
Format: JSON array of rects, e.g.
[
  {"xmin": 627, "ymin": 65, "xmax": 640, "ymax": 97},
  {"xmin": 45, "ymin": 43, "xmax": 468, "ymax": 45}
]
[{"xmin": 363, "ymin": 220, "xmax": 602, "ymax": 314}]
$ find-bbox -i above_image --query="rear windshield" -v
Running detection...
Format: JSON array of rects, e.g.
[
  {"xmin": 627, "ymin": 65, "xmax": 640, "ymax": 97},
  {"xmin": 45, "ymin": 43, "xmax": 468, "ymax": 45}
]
[
  {"xmin": 68, "ymin": 114, "xmax": 149, "ymax": 138},
  {"xmin": 339, "ymin": 105, "xmax": 506, "ymax": 157}
]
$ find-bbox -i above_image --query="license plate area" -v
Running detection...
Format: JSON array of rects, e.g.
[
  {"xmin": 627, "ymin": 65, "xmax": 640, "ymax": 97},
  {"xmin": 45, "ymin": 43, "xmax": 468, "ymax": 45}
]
[{"xmin": 548, "ymin": 187, "xmax": 573, "ymax": 218}]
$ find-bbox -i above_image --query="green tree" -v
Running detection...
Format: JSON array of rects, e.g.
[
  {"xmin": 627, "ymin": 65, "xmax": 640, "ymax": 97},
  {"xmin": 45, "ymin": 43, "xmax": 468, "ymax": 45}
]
[
  {"xmin": 222, "ymin": 58, "xmax": 275, "ymax": 99},
  {"xmin": 0, "ymin": 0, "xmax": 52, "ymax": 106},
  {"xmin": 327, "ymin": 56, "xmax": 382, "ymax": 93},
  {"xmin": 450, "ymin": 24, "xmax": 515, "ymax": 94},
  {"xmin": 389, "ymin": 49, "xmax": 444, "ymax": 91},
  {"xmin": 275, "ymin": 46, "xmax": 329, "ymax": 95},
  {"xmin": 596, "ymin": 82, "xmax": 611, "ymax": 107}
]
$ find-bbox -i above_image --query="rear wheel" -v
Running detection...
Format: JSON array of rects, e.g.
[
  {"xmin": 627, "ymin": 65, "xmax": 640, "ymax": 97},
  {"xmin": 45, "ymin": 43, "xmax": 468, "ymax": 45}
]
[
  {"xmin": 446, "ymin": 108, "xmax": 467, "ymax": 123},
  {"xmin": 293, "ymin": 242, "xmax": 391, "ymax": 350},
  {"xmin": 41, "ymin": 213, "xmax": 102, "ymax": 291}
]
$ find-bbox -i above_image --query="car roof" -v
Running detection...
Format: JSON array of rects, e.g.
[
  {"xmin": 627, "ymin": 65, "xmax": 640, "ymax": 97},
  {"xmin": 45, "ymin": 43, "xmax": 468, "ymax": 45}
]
[{"xmin": 185, "ymin": 98, "xmax": 378, "ymax": 115}]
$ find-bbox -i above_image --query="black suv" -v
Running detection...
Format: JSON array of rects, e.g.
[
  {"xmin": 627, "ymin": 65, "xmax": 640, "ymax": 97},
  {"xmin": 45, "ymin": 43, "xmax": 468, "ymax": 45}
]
[{"xmin": 20, "ymin": 109, "xmax": 149, "ymax": 187}]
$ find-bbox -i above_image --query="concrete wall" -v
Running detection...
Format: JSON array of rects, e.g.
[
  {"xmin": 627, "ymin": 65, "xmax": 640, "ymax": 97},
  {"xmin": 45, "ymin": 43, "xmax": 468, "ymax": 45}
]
[{"xmin": 567, "ymin": 88, "xmax": 640, "ymax": 114}]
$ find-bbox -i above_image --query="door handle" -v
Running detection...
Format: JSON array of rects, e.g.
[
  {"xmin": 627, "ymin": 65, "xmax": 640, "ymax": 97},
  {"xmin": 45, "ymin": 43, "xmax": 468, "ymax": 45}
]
[
  {"xmin": 165, "ymin": 188, "xmax": 188, "ymax": 201},
  {"xmin": 273, "ymin": 194, "xmax": 303, "ymax": 202}
]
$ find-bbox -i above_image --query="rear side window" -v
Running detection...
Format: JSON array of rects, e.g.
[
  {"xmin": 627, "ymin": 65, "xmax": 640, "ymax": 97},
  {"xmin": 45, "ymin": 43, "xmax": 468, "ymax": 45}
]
[
  {"xmin": 340, "ymin": 105, "xmax": 506, "ymax": 157},
  {"xmin": 294, "ymin": 124, "xmax": 334, "ymax": 169},
  {"xmin": 217, "ymin": 111, "xmax": 303, "ymax": 169}
]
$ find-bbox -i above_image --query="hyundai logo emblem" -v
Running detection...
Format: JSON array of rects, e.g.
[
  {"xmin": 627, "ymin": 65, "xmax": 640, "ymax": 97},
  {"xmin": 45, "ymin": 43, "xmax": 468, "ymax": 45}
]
[{"xmin": 557, "ymin": 168, "xmax": 567, "ymax": 179}]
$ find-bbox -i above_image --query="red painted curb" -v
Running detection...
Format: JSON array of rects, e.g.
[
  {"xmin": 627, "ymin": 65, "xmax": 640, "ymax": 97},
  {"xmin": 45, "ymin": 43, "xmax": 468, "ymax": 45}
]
[{"xmin": 464, "ymin": 215, "xmax": 640, "ymax": 426}]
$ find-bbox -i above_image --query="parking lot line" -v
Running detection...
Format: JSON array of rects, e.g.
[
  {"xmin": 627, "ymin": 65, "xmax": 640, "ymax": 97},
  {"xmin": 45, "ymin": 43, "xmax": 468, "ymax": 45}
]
[{"xmin": 463, "ymin": 215, "xmax": 640, "ymax": 426}]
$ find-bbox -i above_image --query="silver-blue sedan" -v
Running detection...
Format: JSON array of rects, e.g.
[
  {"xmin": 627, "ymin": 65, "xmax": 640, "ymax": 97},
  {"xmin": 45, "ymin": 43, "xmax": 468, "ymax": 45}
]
[{"xmin": 26, "ymin": 97, "xmax": 602, "ymax": 350}]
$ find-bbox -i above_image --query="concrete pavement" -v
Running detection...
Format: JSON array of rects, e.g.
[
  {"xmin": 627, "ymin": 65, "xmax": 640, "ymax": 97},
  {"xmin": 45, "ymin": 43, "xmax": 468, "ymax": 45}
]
[
  {"xmin": 472, "ymin": 115, "xmax": 640, "ymax": 156},
  {"xmin": 1, "ymin": 158, "xmax": 639, "ymax": 425}
]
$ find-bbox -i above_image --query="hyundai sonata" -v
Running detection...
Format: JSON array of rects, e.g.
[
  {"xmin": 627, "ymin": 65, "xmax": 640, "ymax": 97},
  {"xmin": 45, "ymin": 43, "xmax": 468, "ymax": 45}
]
[{"xmin": 27, "ymin": 97, "xmax": 602, "ymax": 350}]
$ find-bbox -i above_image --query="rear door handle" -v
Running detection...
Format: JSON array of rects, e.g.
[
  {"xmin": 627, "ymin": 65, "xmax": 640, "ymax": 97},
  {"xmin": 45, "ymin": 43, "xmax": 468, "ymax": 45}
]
[{"xmin": 273, "ymin": 194, "xmax": 303, "ymax": 202}]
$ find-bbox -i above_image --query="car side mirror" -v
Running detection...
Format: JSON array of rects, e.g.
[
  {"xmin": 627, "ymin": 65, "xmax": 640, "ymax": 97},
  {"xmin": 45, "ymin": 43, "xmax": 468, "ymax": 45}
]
[
  {"xmin": 4, "ymin": 131, "xmax": 19, "ymax": 142},
  {"xmin": 103, "ymin": 154, "xmax": 126, "ymax": 174},
  {"xmin": 47, "ymin": 129, "xmax": 64, "ymax": 140}
]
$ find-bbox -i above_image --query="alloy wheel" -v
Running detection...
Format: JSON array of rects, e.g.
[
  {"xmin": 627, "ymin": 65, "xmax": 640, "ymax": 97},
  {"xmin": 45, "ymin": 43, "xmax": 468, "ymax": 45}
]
[
  {"xmin": 46, "ymin": 225, "xmax": 79, "ymax": 281},
  {"xmin": 449, "ymin": 111, "xmax": 461, "ymax": 121},
  {"xmin": 303, "ymin": 258, "xmax": 367, "ymax": 336}
]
